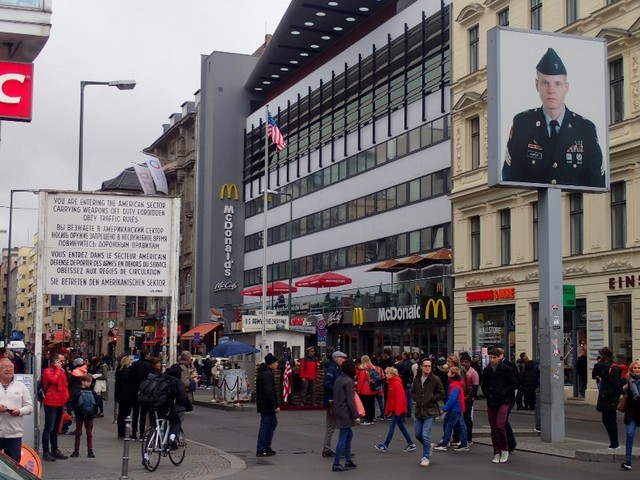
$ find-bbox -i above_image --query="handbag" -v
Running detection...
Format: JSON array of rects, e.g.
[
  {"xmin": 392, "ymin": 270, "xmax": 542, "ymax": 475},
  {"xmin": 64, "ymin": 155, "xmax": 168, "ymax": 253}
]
[
  {"xmin": 617, "ymin": 394, "xmax": 627, "ymax": 413},
  {"xmin": 354, "ymin": 392, "xmax": 365, "ymax": 417},
  {"xmin": 93, "ymin": 379, "xmax": 107, "ymax": 394}
]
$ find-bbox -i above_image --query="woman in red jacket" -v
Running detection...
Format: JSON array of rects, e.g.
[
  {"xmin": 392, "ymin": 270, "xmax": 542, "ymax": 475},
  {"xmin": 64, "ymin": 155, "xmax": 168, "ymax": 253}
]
[
  {"xmin": 41, "ymin": 353, "xmax": 70, "ymax": 462},
  {"xmin": 355, "ymin": 355, "xmax": 379, "ymax": 425},
  {"xmin": 374, "ymin": 367, "xmax": 416, "ymax": 452}
]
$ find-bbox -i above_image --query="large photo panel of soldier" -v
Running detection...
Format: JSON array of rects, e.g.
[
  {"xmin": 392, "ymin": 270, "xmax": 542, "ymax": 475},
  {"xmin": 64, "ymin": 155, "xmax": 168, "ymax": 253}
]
[{"xmin": 487, "ymin": 27, "xmax": 609, "ymax": 192}]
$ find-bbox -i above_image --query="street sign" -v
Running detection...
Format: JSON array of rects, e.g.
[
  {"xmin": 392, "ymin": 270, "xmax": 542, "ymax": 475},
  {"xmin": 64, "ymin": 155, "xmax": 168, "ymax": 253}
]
[
  {"xmin": 129, "ymin": 336, "xmax": 135, "ymax": 348},
  {"xmin": 563, "ymin": 285, "xmax": 576, "ymax": 308}
]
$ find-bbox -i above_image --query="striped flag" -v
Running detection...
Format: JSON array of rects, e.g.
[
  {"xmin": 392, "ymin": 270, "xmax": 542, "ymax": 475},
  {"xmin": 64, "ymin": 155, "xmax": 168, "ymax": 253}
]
[
  {"xmin": 283, "ymin": 358, "xmax": 293, "ymax": 403},
  {"xmin": 268, "ymin": 111, "xmax": 286, "ymax": 151}
]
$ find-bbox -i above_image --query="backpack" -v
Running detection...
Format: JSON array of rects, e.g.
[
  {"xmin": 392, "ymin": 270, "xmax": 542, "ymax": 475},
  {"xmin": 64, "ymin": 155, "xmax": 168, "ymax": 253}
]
[
  {"xmin": 76, "ymin": 389, "xmax": 98, "ymax": 418},
  {"xmin": 138, "ymin": 375, "xmax": 172, "ymax": 409},
  {"xmin": 35, "ymin": 379, "xmax": 45, "ymax": 402},
  {"xmin": 369, "ymin": 367, "xmax": 383, "ymax": 391}
]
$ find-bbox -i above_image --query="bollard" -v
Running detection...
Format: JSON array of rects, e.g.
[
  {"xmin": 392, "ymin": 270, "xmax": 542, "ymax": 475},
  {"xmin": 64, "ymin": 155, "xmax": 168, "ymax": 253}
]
[{"xmin": 120, "ymin": 415, "xmax": 132, "ymax": 480}]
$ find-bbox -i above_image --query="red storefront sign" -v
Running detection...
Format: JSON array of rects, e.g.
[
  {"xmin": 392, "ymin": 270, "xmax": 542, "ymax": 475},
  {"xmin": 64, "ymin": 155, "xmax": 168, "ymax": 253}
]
[
  {"xmin": 466, "ymin": 288, "xmax": 515, "ymax": 302},
  {"xmin": 0, "ymin": 61, "xmax": 33, "ymax": 122}
]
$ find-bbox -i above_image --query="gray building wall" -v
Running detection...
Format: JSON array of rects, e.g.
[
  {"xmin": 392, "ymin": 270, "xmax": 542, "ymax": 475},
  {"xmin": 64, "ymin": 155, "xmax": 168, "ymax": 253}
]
[{"xmin": 194, "ymin": 51, "xmax": 259, "ymax": 329}]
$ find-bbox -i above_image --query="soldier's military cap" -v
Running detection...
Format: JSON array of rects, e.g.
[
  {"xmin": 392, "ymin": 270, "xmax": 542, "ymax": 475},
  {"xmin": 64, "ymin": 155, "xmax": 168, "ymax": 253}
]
[{"xmin": 536, "ymin": 48, "xmax": 567, "ymax": 75}]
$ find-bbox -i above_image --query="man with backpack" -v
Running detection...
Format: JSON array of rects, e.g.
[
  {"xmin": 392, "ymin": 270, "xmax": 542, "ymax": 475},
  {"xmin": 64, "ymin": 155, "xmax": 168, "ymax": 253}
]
[
  {"xmin": 594, "ymin": 346, "xmax": 623, "ymax": 449},
  {"xmin": 129, "ymin": 350, "xmax": 153, "ymax": 440}
]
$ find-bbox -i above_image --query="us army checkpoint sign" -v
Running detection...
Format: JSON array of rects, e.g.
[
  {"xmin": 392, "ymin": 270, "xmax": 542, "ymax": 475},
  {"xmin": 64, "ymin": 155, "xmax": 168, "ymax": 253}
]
[{"xmin": 41, "ymin": 191, "xmax": 179, "ymax": 297}]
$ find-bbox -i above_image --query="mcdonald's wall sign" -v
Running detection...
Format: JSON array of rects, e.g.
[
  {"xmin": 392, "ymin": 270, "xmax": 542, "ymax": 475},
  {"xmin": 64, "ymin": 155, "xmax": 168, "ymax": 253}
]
[
  {"xmin": 421, "ymin": 296, "xmax": 449, "ymax": 321},
  {"xmin": 219, "ymin": 183, "xmax": 239, "ymax": 201}
]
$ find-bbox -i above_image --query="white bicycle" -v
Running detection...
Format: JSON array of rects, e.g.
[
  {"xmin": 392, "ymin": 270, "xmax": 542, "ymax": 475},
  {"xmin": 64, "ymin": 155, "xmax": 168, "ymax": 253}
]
[{"xmin": 141, "ymin": 413, "xmax": 186, "ymax": 472}]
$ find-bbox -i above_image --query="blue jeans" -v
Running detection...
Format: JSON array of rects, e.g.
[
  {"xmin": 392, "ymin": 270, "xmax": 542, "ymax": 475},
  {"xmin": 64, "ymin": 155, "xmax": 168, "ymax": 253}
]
[
  {"xmin": 42, "ymin": 405, "xmax": 63, "ymax": 453},
  {"xmin": 442, "ymin": 411, "xmax": 468, "ymax": 447},
  {"xmin": 0, "ymin": 437, "xmax": 21, "ymax": 463},
  {"xmin": 414, "ymin": 416, "xmax": 435, "ymax": 459},
  {"xmin": 383, "ymin": 414, "xmax": 413, "ymax": 447},
  {"xmin": 256, "ymin": 413, "xmax": 278, "ymax": 453},
  {"xmin": 405, "ymin": 385, "xmax": 413, "ymax": 416},
  {"xmin": 625, "ymin": 418, "xmax": 637, "ymax": 464},
  {"xmin": 376, "ymin": 395, "xmax": 385, "ymax": 417},
  {"xmin": 334, "ymin": 427, "xmax": 353, "ymax": 465}
]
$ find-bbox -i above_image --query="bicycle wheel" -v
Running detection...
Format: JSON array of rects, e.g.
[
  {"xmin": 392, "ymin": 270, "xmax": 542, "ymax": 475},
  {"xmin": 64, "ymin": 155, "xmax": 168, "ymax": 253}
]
[
  {"xmin": 142, "ymin": 427, "xmax": 161, "ymax": 472},
  {"xmin": 168, "ymin": 429, "xmax": 186, "ymax": 466}
]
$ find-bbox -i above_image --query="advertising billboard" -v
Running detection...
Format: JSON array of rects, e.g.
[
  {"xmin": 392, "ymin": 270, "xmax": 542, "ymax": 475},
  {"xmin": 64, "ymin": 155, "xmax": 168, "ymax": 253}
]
[
  {"xmin": 0, "ymin": 61, "xmax": 33, "ymax": 122},
  {"xmin": 487, "ymin": 27, "xmax": 609, "ymax": 192}
]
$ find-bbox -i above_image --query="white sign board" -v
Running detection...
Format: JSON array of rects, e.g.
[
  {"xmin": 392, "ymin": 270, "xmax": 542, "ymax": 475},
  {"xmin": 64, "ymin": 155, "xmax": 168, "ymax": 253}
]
[
  {"xmin": 242, "ymin": 314, "xmax": 289, "ymax": 332},
  {"xmin": 42, "ymin": 191, "xmax": 177, "ymax": 296}
]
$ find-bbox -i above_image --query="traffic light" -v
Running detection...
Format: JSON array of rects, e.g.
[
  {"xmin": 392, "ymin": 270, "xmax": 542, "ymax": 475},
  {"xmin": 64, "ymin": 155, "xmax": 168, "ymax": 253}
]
[{"xmin": 111, "ymin": 336, "xmax": 117, "ymax": 344}]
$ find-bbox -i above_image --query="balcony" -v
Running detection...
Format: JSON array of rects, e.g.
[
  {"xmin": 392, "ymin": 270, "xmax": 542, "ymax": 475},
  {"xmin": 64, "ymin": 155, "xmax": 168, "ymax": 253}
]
[{"xmin": 0, "ymin": 0, "xmax": 52, "ymax": 63}]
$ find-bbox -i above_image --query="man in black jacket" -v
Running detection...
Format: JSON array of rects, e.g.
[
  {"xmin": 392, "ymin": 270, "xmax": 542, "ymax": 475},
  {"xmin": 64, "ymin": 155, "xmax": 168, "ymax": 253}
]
[
  {"xmin": 594, "ymin": 346, "xmax": 622, "ymax": 449},
  {"xmin": 481, "ymin": 347, "xmax": 518, "ymax": 464},
  {"xmin": 129, "ymin": 350, "xmax": 153, "ymax": 440},
  {"xmin": 256, "ymin": 354, "xmax": 280, "ymax": 457},
  {"xmin": 161, "ymin": 364, "xmax": 193, "ymax": 449}
]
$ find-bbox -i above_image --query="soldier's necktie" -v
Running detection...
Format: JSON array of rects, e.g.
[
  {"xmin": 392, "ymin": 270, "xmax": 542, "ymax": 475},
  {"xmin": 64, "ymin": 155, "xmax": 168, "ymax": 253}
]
[{"xmin": 549, "ymin": 120, "xmax": 559, "ymax": 143}]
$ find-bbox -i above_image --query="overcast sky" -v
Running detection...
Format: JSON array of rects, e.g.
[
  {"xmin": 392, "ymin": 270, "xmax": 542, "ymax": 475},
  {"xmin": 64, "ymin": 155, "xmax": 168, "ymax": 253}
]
[{"xmin": 0, "ymin": 0, "xmax": 290, "ymax": 247}]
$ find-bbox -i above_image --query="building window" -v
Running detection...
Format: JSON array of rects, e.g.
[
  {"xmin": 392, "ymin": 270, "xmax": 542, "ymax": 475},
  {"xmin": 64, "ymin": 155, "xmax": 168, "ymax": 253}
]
[
  {"xmin": 532, "ymin": 202, "xmax": 538, "ymax": 261},
  {"xmin": 530, "ymin": 0, "xmax": 542, "ymax": 30},
  {"xmin": 611, "ymin": 181, "xmax": 626, "ymax": 249},
  {"xmin": 471, "ymin": 117, "xmax": 480, "ymax": 169},
  {"xmin": 500, "ymin": 209, "xmax": 511, "ymax": 266},
  {"xmin": 569, "ymin": 193, "xmax": 583, "ymax": 255},
  {"xmin": 469, "ymin": 26, "xmax": 479, "ymax": 73},
  {"xmin": 566, "ymin": 0, "xmax": 578, "ymax": 24},
  {"xmin": 609, "ymin": 59, "xmax": 624, "ymax": 124},
  {"xmin": 498, "ymin": 8, "xmax": 509, "ymax": 26},
  {"xmin": 471, "ymin": 216, "xmax": 480, "ymax": 270},
  {"xmin": 609, "ymin": 296, "xmax": 632, "ymax": 366}
]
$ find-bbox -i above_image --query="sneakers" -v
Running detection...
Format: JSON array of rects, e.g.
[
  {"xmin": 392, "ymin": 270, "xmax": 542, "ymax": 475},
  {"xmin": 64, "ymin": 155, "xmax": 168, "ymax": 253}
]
[
  {"xmin": 88, "ymin": 450, "xmax": 95, "ymax": 458},
  {"xmin": 361, "ymin": 421, "xmax": 373, "ymax": 426},
  {"xmin": 70, "ymin": 451, "xmax": 79, "ymax": 458},
  {"xmin": 345, "ymin": 461, "xmax": 357, "ymax": 469},
  {"xmin": 499, "ymin": 450, "xmax": 509, "ymax": 463},
  {"xmin": 374, "ymin": 444, "xmax": 388, "ymax": 452},
  {"xmin": 52, "ymin": 450, "xmax": 68, "ymax": 460},
  {"xmin": 332, "ymin": 464, "xmax": 347, "ymax": 472},
  {"xmin": 402, "ymin": 444, "xmax": 416, "ymax": 452},
  {"xmin": 454, "ymin": 445, "xmax": 469, "ymax": 452},
  {"xmin": 420, "ymin": 456, "xmax": 430, "ymax": 467},
  {"xmin": 492, "ymin": 454, "xmax": 501, "ymax": 463},
  {"xmin": 433, "ymin": 442, "xmax": 448, "ymax": 451},
  {"xmin": 377, "ymin": 415, "xmax": 386, "ymax": 421},
  {"xmin": 621, "ymin": 462, "xmax": 632, "ymax": 470},
  {"xmin": 450, "ymin": 442, "xmax": 461, "ymax": 447},
  {"xmin": 42, "ymin": 452, "xmax": 56, "ymax": 462},
  {"xmin": 322, "ymin": 449, "xmax": 335, "ymax": 458},
  {"xmin": 533, "ymin": 427, "xmax": 541, "ymax": 433}
]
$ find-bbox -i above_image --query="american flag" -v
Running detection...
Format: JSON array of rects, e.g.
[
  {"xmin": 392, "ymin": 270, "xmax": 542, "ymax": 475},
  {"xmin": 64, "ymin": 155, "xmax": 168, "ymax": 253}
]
[
  {"xmin": 283, "ymin": 353, "xmax": 293, "ymax": 403},
  {"xmin": 268, "ymin": 111, "xmax": 286, "ymax": 151}
]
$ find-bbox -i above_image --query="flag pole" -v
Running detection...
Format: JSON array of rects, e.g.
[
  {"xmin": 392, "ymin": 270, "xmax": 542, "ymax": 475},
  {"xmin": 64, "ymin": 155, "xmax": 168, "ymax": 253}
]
[{"xmin": 261, "ymin": 105, "xmax": 269, "ymax": 362}]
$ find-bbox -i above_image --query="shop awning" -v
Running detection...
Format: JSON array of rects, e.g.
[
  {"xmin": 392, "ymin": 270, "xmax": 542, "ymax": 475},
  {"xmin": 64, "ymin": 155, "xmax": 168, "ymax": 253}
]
[{"xmin": 180, "ymin": 322, "xmax": 222, "ymax": 340}]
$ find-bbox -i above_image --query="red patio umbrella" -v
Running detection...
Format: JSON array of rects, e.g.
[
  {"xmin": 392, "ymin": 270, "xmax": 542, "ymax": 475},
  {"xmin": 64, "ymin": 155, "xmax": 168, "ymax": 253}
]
[
  {"xmin": 424, "ymin": 247, "xmax": 452, "ymax": 261},
  {"xmin": 295, "ymin": 272, "xmax": 352, "ymax": 289},
  {"xmin": 241, "ymin": 281, "xmax": 297, "ymax": 297}
]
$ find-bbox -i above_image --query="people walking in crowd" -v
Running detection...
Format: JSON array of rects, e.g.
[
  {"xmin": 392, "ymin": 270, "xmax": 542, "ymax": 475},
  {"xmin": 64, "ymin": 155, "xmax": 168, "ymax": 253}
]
[
  {"xmin": 499, "ymin": 348, "xmax": 520, "ymax": 452},
  {"xmin": 322, "ymin": 350, "xmax": 347, "ymax": 458},
  {"xmin": 516, "ymin": 352, "xmax": 527, "ymax": 410},
  {"xmin": 594, "ymin": 347, "xmax": 623, "ymax": 449},
  {"xmin": 0, "ymin": 357, "xmax": 33, "ymax": 462},
  {"xmin": 397, "ymin": 352, "xmax": 414, "ymax": 416},
  {"xmin": 374, "ymin": 367, "xmax": 415, "ymax": 453},
  {"xmin": 114, "ymin": 356, "xmax": 134, "ymax": 438},
  {"xmin": 331, "ymin": 358, "xmax": 359, "ymax": 472},
  {"xmin": 69, "ymin": 374, "xmax": 99, "ymax": 458},
  {"xmin": 621, "ymin": 359, "xmax": 640, "ymax": 470},
  {"xmin": 371, "ymin": 356, "xmax": 386, "ymax": 420},
  {"xmin": 256, "ymin": 353, "xmax": 280, "ymax": 457},
  {"xmin": 481, "ymin": 347, "xmax": 519, "ymax": 464},
  {"xmin": 521, "ymin": 357, "xmax": 539, "ymax": 410},
  {"xmin": 90, "ymin": 357, "xmax": 108, "ymax": 417},
  {"xmin": 41, "ymin": 353, "xmax": 70, "ymax": 462},
  {"xmin": 577, "ymin": 342, "xmax": 588, "ymax": 398},
  {"xmin": 129, "ymin": 349, "xmax": 153, "ymax": 440},
  {"xmin": 434, "ymin": 366, "xmax": 469, "ymax": 452},
  {"xmin": 299, "ymin": 346, "xmax": 319, "ymax": 406},
  {"xmin": 459, "ymin": 352, "xmax": 479, "ymax": 444},
  {"xmin": 355, "ymin": 355, "xmax": 379, "ymax": 425},
  {"xmin": 412, "ymin": 357, "xmax": 445, "ymax": 467}
]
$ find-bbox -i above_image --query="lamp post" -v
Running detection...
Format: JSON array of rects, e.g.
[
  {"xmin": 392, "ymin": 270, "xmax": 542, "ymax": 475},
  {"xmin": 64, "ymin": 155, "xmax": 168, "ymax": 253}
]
[
  {"xmin": 78, "ymin": 79, "xmax": 136, "ymax": 191},
  {"xmin": 4, "ymin": 189, "xmax": 38, "ymax": 344}
]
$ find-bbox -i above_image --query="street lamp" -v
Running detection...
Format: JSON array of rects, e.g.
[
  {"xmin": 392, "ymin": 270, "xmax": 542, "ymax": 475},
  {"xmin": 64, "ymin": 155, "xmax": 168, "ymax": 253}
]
[
  {"xmin": 78, "ymin": 79, "xmax": 136, "ymax": 191},
  {"xmin": 267, "ymin": 190, "xmax": 293, "ymax": 322},
  {"xmin": 4, "ymin": 189, "xmax": 38, "ymax": 344}
]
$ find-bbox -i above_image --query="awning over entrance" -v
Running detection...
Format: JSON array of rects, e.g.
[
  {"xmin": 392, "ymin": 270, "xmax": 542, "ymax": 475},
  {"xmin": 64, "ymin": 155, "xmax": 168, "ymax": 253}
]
[{"xmin": 180, "ymin": 322, "xmax": 222, "ymax": 340}]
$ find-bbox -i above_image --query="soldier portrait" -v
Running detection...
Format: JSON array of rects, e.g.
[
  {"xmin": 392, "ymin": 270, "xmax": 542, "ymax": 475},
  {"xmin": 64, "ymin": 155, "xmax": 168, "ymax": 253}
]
[{"xmin": 501, "ymin": 47, "xmax": 605, "ymax": 188}]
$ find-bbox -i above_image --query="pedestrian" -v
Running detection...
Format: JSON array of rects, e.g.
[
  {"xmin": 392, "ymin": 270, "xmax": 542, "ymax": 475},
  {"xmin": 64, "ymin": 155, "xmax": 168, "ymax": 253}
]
[
  {"xmin": 481, "ymin": 347, "xmax": 519, "ymax": 464},
  {"xmin": 91, "ymin": 357, "xmax": 108, "ymax": 417},
  {"xmin": 621, "ymin": 359, "xmax": 640, "ymax": 470},
  {"xmin": 331, "ymin": 358, "xmax": 359, "ymax": 472},
  {"xmin": 434, "ymin": 366, "xmax": 469, "ymax": 452},
  {"xmin": 499, "ymin": 349, "xmax": 520, "ymax": 452},
  {"xmin": 371, "ymin": 356, "xmax": 386, "ymax": 420},
  {"xmin": 255, "ymin": 353, "xmax": 280, "ymax": 457},
  {"xmin": 129, "ymin": 349, "xmax": 153, "ymax": 440},
  {"xmin": 299, "ymin": 346, "xmax": 319, "ymax": 406},
  {"xmin": 0, "ymin": 357, "xmax": 33, "ymax": 462},
  {"xmin": 502, "ymin": 47, "xmax": 605, "ymax": 188},
  {"xmin": 594, "ymin": 346, "xmax": 623, "ymax": 449},
  {"xmin": 41, "ymin": 353, "xmax": 70, "ymax": 462},
  {"xmin": 321, "ymin": 350, "xmax": 347, "ymax": 458},
  {"xmin": 355, "ymin": 355, "xmax": 378, "ymax": 424},
  {"xmin": 577, "ymin": 342, "xmax": 588, "ymax": 398},
  {"xmin": 114, "ymin": 356, "xmax": 134, "ymax": 438},
  {"xmin": 374, "ymin": 367, "xmax": 416, "ymax": 453},
  {"xmin": 521, "ymin": 357, "xmax": 539, "ymax": 410},
  {"xmin": 69, "ymin": 374, "xmax": 99, "ymax": 458},
  {"xmin": 412, "ymin": 357, "xmax": 445, "ymax": 467},
  {"xmin": 397, "ymin": 352, "xmax": 414, "ymax": 416},
  {"xmin": 459, "ymin": 352, "xmax": 479, "ymax": 443}
]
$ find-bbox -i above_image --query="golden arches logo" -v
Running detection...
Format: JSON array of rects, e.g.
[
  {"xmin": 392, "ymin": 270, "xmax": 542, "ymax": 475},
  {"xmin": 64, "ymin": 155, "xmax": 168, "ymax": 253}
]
[
  {"xmin": 352, "ymin": 307, "xmax": 364, "ymax": 326},
  {"xmin": 425, "ymin": 298, "xmax": 447, "ymax": 320},
  {"xmin": 219, "ymin": 183, "xmax": 239, "ymax": 201}
]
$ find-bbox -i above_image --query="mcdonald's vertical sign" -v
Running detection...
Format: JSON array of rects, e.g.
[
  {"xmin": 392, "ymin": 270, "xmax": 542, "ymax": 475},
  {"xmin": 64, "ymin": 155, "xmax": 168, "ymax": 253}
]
[{"xmin": 352, "ymin": 307, "xmax": 364, "ymax": 326}]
